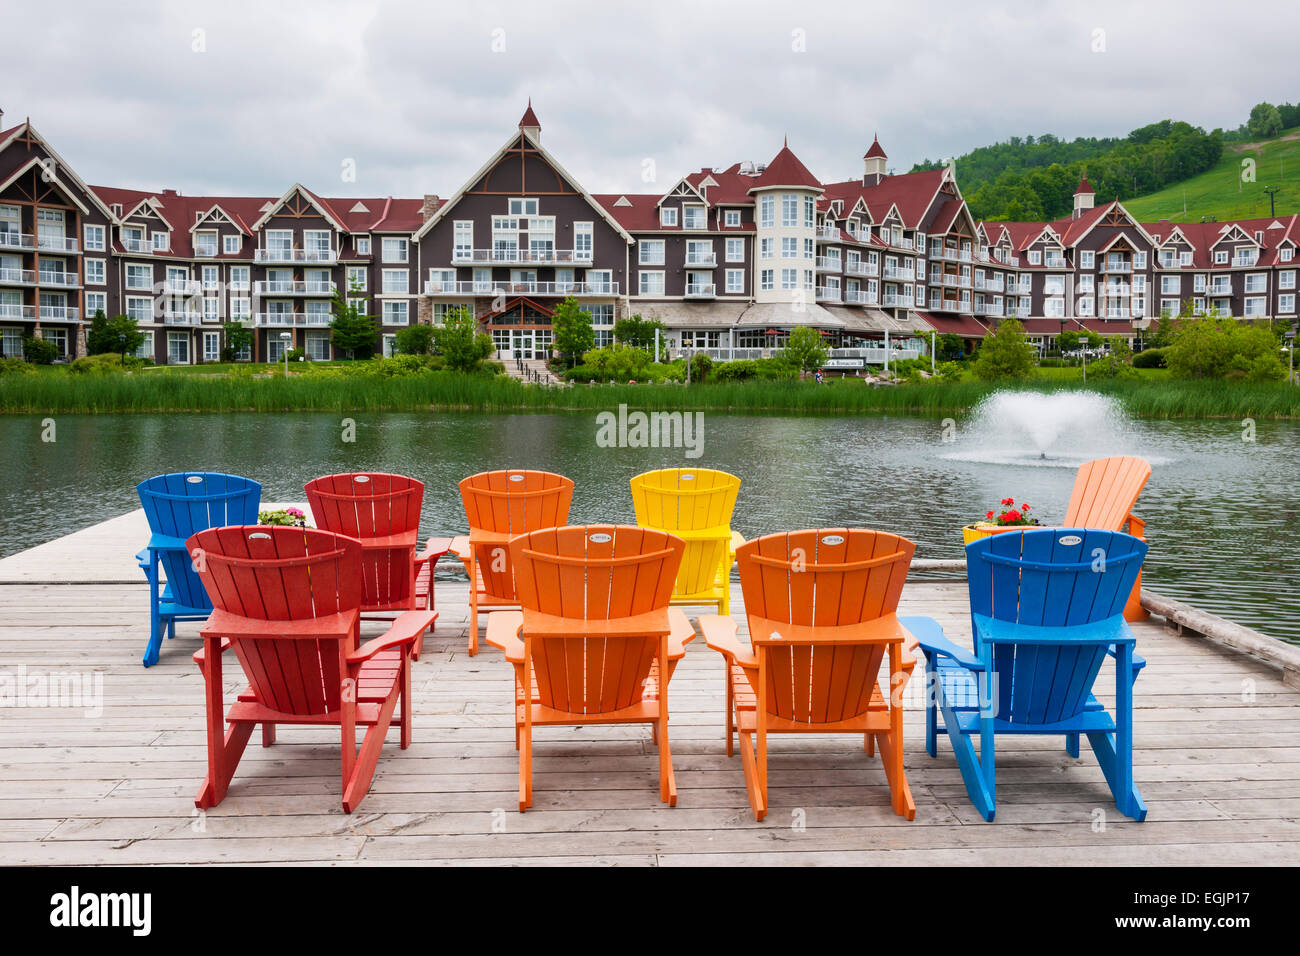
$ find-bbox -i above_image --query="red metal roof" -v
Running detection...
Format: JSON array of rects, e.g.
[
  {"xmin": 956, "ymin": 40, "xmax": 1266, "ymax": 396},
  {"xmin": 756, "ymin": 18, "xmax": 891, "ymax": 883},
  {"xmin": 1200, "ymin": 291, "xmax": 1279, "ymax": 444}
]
[
  {"xmin": 518, "ymin": 100, "xmax": 540, "ymax": 129},
  {"xmin": 1076, "ymin": 177, "xmax": 1095, "ymax": 195},
  {"xmin": 749, "ymin": 142, "xmax": 822, "ymax": 191},
  {"xmin": 864, "ymin": 135, "xmax": 887, "ymax": 160},
  {"xmin": 914, "ymin": 312, "xmax": 988, "ymax": 337}
]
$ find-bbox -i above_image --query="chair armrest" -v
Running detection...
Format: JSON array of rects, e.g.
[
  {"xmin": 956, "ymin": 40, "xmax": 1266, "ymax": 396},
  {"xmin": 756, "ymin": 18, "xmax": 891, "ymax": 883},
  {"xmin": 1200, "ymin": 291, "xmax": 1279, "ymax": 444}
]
[
  {"xmin": 192, "ymin": 638, "xmax": 232, "ymax": 666},
  {"xmin": 666, "ymin": 608, "xmax": 696, "ymax": 660},
  {"xmin": 1107, "ymin": 645, "xmax": 1147, "ymax": 676},
  {"xmin": 201, "ymin": 607, "xmax": 358, "ymax": 641},
  {"xmin": 914, "ymin": 627, "xmax": 983, "ymax": 671},
  {"xmin": 485, "ymin": 612, "xmax": 525, "ymax": 661},
  {"xmin": 700, "ymin": 615, "xmax": 756, "ymax": 668},
  {"xmin": 973, "ymin": 613, "xmax": 1135, "ymax": 648},
  {"xmin": 417, "ymin": 536, "xmax": 454, "ymax": 562},
  {"xmin": 348, "ymin": 610, "xmax": 437, "ymax": 664},
  {"xmin": 136, "ymin": 548, "xmax": 152, "ymax": 569},
  {"xmin": 729, "ymin": 530, "xmax": 746, "ymax": 553},
  {"xmin": 145, "ymin": 533, "xmax": 189, "ymax": 554}
]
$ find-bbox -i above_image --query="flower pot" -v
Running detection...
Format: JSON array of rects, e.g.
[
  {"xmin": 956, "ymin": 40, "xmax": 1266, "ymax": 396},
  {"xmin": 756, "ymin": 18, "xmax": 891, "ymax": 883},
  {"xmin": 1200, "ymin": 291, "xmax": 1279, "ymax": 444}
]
[{"xmin": 961, "ymin": 522, "xmax": 1034, "ymax": 546}]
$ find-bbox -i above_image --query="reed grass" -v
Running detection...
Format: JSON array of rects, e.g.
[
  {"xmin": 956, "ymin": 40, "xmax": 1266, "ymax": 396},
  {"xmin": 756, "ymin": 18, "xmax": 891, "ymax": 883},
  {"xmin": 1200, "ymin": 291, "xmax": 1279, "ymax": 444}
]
[{"xmin": 1, "ymin": 369, "xmax": 1298, "ymax": 419}]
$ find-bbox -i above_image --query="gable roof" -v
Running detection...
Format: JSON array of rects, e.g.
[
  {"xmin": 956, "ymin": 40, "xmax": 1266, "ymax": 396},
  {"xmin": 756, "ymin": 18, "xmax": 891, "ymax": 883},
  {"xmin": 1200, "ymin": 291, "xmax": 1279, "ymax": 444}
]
[
  {"xmin": 412, "ymin": 128, "xmax": 634, "ymax": 244},
  {"xmin": 0, "ymin": 121, "xmax": 120, "ymax": 223},
  {"xmin": 250, "ymin": 183, "xmax": 349, "ymax": 232}
]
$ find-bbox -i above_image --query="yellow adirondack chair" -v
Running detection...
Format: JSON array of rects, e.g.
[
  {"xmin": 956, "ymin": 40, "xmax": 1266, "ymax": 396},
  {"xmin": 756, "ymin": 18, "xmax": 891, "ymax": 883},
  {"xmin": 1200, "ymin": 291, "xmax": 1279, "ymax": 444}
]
[{"xmin": 630, "ymin": 468, "xmax": 744, "ymax": 615}]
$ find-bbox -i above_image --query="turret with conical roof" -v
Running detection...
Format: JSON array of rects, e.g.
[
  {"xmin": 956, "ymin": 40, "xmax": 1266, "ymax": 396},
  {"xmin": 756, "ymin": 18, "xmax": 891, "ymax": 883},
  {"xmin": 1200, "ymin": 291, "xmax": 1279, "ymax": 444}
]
[{"xmin": 748, "ymin": 138, "xmax": 824, "ymax": 193}]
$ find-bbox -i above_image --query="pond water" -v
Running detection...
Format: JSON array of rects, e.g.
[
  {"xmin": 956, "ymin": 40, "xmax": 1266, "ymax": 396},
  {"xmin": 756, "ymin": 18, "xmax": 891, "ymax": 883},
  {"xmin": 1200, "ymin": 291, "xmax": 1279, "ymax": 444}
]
[{"xmin": 1, "ymin": 394, "xmax": 1296, "ymax": 643}]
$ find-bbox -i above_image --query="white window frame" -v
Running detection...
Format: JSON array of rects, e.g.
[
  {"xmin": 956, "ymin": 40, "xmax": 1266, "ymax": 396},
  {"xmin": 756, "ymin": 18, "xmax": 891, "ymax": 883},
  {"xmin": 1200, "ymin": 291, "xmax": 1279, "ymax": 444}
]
[
  {"xmin": 724, "ymin": 210, "xmax": 741, "ymax": 227},
  {"xmin": 725, "ymin": 238, "xmax": 744, "ymax": 263},
  {"xmin": 639, "ymin": 240, "xmax": 665, "ymax": 266},
  {"xmin": 83, "ymin": 224, "xmax": 105, "ymax": 252},
  {"xmin": 638, "ymin": 271, "xmax": 665, "ymax": 296},
  {"xmin": 659, "ymin": 207, "xmax": 678, "ymax": 227},
  {"xmin": 381, "ymin": 237, "xmax": 409, "ymax": 263},
  {"xmin": 725, "ymin": 269, "xmax": 744, "ymax": 293},
  {"xmin": 85, "ymin": 258, "xmax": 105, "ymax": 285},
  {"xmin": 381, "ymin": 269, "xmax": 409, "ymax": 295},
  {"xmin": 223, "ymin": 234, "xmax": 241, "ymax": 255}
]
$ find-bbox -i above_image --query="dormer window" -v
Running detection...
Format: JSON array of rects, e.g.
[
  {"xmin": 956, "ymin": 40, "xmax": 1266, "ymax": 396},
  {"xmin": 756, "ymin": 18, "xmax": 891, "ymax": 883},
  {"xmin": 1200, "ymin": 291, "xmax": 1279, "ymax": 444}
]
[
  {"xmin": 683, "ymin": 205, "xmax": 706, "ymax": 230},
  {"xmin": 724, "ymin": 209, "xmax": 740, "ymax": 227},
  {"xmin": 1028, "ymin": 250, "xmax": 1042, "ymax": 265},
  {"xmin": 153, "ymin": 232, "xmax": 170, "ymax": 252},
  {"xmin": 660, "ymin": 207, "xmax": 678, "ymax": 227}
]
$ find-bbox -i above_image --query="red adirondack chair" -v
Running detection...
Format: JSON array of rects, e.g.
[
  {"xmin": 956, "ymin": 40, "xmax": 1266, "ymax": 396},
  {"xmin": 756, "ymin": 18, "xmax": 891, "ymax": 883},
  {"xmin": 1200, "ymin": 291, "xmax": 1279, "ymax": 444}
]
[
  {"xmin": 305, "ymin": 472, "xmax": 448, "ymax": 657},
  {"xmin": 455, "ymin": 470, "xmax": 574, "ymax": 655},
  {"xmin": 187, "ymin": 525, "xmax": 436, "ymax": 813},
  {"xmin": 484, "ymin": 525, "xmax": 692, "ymax": 811}
]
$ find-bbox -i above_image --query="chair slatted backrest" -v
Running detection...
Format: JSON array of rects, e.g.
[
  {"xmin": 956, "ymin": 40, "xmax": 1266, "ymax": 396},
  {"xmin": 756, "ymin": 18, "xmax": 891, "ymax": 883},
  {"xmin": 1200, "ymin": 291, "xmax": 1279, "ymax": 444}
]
[
  {"xmin": 736, "ymin": 529, "xmax": 915, "ymax": 725},
  {"xmin": 137, "ymin": 473, "xmax": 262, "ymax": 610},
  {"xmin": 188, "ymin": 526, "xmax": 363, "ymax": 716},
  {"xmin": 305, "ymin": 473, "xmax": 424, "ymax": 608},
  {"xmin": 631, "ymin": 468, "xmax": 740, "ymax": 597},
  {"xmin": 1063, "ymin": 456, "xmax": 1150, "ymax": 531},
  {"xmin": 967, "ymin": 528, "xmax": 1148, "ymax": 725},
  {"xmin": 509, "ymin": 526, "xmax": 684, "ymax": 715},
  {"xmin": 459, "ymin": 470, "xmax": 574, "ymax": 601}
]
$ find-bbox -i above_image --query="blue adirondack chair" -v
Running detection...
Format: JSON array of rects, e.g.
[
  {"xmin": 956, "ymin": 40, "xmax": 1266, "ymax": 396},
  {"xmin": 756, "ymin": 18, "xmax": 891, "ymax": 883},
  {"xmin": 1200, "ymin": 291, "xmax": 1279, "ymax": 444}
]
[
  {"xmin": 913, "ymin": 527, "xmax": 1149, "ymax": 822},
  {"xmin": 135, "ymin": 472, "xmax": 261, "ymax": 667}
]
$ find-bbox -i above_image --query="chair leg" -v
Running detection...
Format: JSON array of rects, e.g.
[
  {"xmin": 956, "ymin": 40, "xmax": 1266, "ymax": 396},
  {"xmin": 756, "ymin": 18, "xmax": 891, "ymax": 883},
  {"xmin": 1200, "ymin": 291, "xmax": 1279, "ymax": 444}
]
[
  {"xmin": 924, "ymin": 657, "xmax": 938, "ymax": 758},
  {"xmin": 400, "ymin": 650, "xmax": 412, "ymax": 750},
  {"xmin": 518, "ymin": 723, "xmax": 532, "ymax": 812},
  {"xmin": 196, "ymin": 721, "xmax": 254, "ymax": 809},
  {"xmin": 143, "ymin": 611, "xmax": 164, "ymax": 668},
  {"xmin": 724, "ymin": 664, "xmax": 734, "ymax": 758},
  {"xmin": 657, "ymin": 711, "xmax": 676, "ymax": 806},
  {"xmin": 469, "ymin": 595, "xmax": 479, "ymax": 657},
  {"xmin": 342, "ymin": 679, "xmax": 400, "ymax": 814},
  {"xmin": 864, "ymin": 733, "xmax": 875, "ymax": 756},
  {"xmin": 737, "ymin": 729, "xmax": 766, "ymax": 821},
  {"xmin": 1066, "ymin": 733, "xmax": 1080, "ymax": 758},
  {"xmin": 261, "ymin": 724, "xmax": 276, "ymax": 747}
]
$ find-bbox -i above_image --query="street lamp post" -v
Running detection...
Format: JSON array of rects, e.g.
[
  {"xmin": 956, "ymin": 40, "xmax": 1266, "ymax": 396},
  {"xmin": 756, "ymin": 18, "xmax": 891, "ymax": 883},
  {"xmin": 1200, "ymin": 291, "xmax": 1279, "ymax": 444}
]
[
  {"xmin": 280, "ymin": 331, "xmax": 291, "ymax": 378},
  {"xmin": 118, "ymin": 332, "xmax": 127, "ymax": 366},
  {"xmin": 1286, "ymin": 328, "xmax": 1296, "ymax": 385}
]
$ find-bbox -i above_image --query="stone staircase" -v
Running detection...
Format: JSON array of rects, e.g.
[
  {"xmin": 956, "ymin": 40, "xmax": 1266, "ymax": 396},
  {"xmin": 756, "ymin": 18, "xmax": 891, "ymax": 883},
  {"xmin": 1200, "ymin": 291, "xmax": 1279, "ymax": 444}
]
[{"xmin": 502, "ymin": 356, "xmax": 563, "ymax": 385}]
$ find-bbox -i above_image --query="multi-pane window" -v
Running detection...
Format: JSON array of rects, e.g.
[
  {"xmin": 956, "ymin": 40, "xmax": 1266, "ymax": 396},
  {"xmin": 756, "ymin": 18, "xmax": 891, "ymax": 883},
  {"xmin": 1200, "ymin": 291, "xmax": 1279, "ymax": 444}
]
[
  {"xmin": 683, "ymin": 206, "xmax": 706, "ymax": 229},
  {"xmin": 167, "ymin": 331, "xmax": 189, "ymax": 364},
  {"xmin": 804, "ymin": 196, "xmax": 815, "ymax": 228},
  {"xmin": 659, "ymin": 207, "xmax": 678, "ymax": 227},
  {"xmin": 382, "ymin": 300, "xmax": 409, "ymax": 325},
  {"xmin": 382, "ymin": 237, "xmax": 408, "ymax": 263},
  {"xmin": 85, "ymin": 292, "xmax": 106, "ymax": 317},
  {"xmin": 760, "ymin": 196, "xmax": 774, "ymax": 228},
  {"xmin": 760, "ymin": 269, "xmax": 774, "ymax": 291},
  {"xmin": 229, "ymin": 266, "xmax": 250, "ymax": 290},
  {"xmin": 1079, "ymin": 250, "xmax": 1094, "ymax": 269},
  {"xmin": 381, "ymin": 269, "xmax": 408, "ymax": 294},
  {"xmin": 194, "ymin": 231, "xmax": 218, "ymax": 257},
  {"xmin": 152, "ymin": 231, "xmax": 170, "ymax": 252},
  {"xmin": 639, "ymin": 240, "xmax": 665, "ymax": 265},
  {"xmin": 574, "ymin": 222, "xmax": 593, "ymax": 259},
  {"xmin": 85, "ymin": 259, "xmax": 105, "ymax": 285},
  {"xmin": 781, "ymin": 194, "xmax": 798, "ymax": 227},
  {"xmin": 356, "ymin": 236, "xmax": 371, "ymax": 256},
  {"xmin": 1161, "ymin": 275, "xmax": 1180, "ymax": 294},
  {"xmin": 453, "ymin": 222, "xmax": 473, "ymax": 259},
  {"xmin": 347, "ymin": 266, "xmax": 367, "ymax": 292},
  {"xmin": 781, "ymin": 237, "xmax": 798, "ymax": 258},
  {"xmin": 724, "ymin": 210, "xmax": 740, "ymax": 227},
  {"xmin": 726, "ymin": 269, "xmax": 744, "ymax": 293},
  {"xmin": 84, "ymin": 224, "xmax": 105, "ymax": 251},
  {"xmin": 224, "ymin": 234, "xmax": 241, "ymax": 255},
  {"xmin": 1280, "ymin": 294, "xmax": 1296, "ymax": 313},
  {"xmin": 638, "ymin": 272, "xmax": 665, "ymax": 295},
  {"xmin": 1281, "ymin": 270, "xmax": 1296, "ymax": 290},
  {"xmin": 126, "ymin": 264, "xmax": 152, "ymax": 290},
  {"xmin": 126, "ymin": 296, "xmax": 152, "ymax": 323},
  {"xmin": 760, "ymin": 238, "xmax": 773, "ymax": 259},
  {"xmin": 781, "ymin": 268, "xmax": 798, "ymax": 290},
  {"xmin": 726, "ymin": 238, "xmax": 744, "ymax": 262}
]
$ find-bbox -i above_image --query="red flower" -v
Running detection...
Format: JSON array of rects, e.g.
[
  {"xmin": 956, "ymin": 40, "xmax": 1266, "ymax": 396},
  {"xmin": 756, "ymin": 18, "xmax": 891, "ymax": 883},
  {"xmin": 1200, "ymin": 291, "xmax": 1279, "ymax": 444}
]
[
  {"xmin": 1001, "ymin": 497, "xmax": 1014, "ymax": 506},
  {"xmin": 986, "ymin": 510, "xmax": 994, "ymax": 519},
  {"xmin": 1021, "ymin": 503, "xmax": 1031, "ymax": 511},
  {"xmin": 1006, "ymin": 510, "xmax": 1021, "ymax": 523}
]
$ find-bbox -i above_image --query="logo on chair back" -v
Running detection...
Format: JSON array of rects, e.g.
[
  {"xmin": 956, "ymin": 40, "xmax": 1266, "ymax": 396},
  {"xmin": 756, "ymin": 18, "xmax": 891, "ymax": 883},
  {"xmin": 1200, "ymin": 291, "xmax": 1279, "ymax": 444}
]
[
  {"xmin": 186, "ymin": 476, "xmax": 203, "ymax": 484},
  {"xmin": 680, "ymin": 473, "xmax": 695, "ymax": 481},
  {"xmin": 509, "ymin": 474, "xmax": 524, "ymax": 482},
  {"xmin": 1058, "ymin": 535, "xmax": 1082, "ymax": 546},
  {"xmin": 354, "ymin": 475, "xmax": 370, "ymax": 483},
  {"xmin": 821, "ymin": 535, "xmax": 844, "ymax": 546},
  {"xmin": 588, "ymin": 533, "xmax": 612, "ymax": 544}
]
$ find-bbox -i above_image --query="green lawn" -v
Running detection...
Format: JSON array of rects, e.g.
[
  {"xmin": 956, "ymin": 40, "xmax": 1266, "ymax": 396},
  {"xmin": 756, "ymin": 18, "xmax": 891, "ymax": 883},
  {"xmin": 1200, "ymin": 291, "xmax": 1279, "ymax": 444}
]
[{"xmin": 1125, "ymin": 127, "xmax": 1300, "ymax": 223}]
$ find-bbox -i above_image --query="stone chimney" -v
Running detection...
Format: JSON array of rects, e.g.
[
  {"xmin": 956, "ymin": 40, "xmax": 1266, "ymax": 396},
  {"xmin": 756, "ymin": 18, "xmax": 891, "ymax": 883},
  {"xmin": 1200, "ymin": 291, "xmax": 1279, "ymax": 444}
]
[{"xmin": 422, "ymin": 194, "xmax": 441, "ymax": 222}]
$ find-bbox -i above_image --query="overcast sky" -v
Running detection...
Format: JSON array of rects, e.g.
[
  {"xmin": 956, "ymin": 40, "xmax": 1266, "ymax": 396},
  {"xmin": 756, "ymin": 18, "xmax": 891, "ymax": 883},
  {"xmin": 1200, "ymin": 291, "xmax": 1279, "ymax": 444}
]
[{"xmin": 5, "ymin": 0, "xmax": 1296, "ymax": 200}]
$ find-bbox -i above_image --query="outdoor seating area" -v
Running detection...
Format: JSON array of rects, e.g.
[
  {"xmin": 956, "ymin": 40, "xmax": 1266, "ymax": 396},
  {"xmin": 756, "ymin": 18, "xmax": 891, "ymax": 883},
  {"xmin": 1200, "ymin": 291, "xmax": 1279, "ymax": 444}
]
[{"xmin": 112, "ymin": 461, "xmax": 1170, "ymax": 823}]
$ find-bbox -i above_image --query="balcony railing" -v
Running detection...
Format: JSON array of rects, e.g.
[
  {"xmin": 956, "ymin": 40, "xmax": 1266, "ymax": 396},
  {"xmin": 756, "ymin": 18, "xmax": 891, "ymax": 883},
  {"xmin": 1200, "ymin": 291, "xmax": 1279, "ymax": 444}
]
[
  {"xmin": 422, "ymin": 280, "xmax": 620, "ymax": 296},
  {"xmin": 1043, "ymin": 257, "xmax": 1067, "ymax": 269},
  {"xmin": 37, "ymin": 234, "xmax": 80, "ymax": 254},
  {"xmin": 38, "ymin": 306, "xmax": 81, "ymax": 322},
  {"xmin": 38, "ymin": 271, "xmax": 81, "ymax": 289},
  {"xmin": 120, "ymin": 238, "xmax": 156, "ymax": 254},
  {"xmin": 161, "ymin": 311, "xmax": 205, "ymax": 326},
  {"xmin": 0, "ymin": 231, "xmax": 35, "ymax": 251},
  {"xmin": 883, "ymin": 265, "xmax": 914, "ymax": 281},
  {"xmin": 684, "ymin": 283, "xmax": 716, "ymax": 298},
  {"xmin": 451, "ymin": 248, "xmax": 593, "ymax": 266},
  {"xmin": 253, "ymin": 280, "xmax": 337, "ymax": 296},
  {"xmin": 254, "ymin": 312, "xmax": 334, "ymax": 327},
  {"xmin": 163, "ymin": 278, "xmax": 202, "ymax": 294},
  {"xmin": 882, "ymin": 293, "xmax": 912, "ymax": 307},
  {"xmin": 0, "ymin": 267, "xmax": 36, "ymax": 285},
  {"xmin": 842, "ymin": 290, "xmax": 879, "ymax": 305},
  {"xmin": 815, "ymin": 287, "xmax": 841, "ymax": 302},
  {"xmin": 816, "ymin": 226, "xmax": 841, "ymax": 241},
  {"xmin": 254, "ymin": 248, "xmax": 339, "ymax": 265},
  {"xmin": 684, "ymin": 252, "xmax": 716, "ymax": 267},
  {"xmin": 1102, "ymin": 261, "xmax": 1133, "ymax": 273},
  {"xmin": 815, "ymin": 257, "xmax": 842, "ymax": 273},
  {"xmin": 845, "ymin": 261, "xmax": 878, "ymax": 277}
]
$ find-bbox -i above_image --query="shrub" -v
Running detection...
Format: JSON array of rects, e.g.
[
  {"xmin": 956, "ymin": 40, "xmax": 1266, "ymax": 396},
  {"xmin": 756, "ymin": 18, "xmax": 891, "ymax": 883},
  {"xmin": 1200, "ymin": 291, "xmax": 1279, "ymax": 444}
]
[
  {"xmin": 1038, "ymin": 357, "xmax": 1065, "ymax": 368},
  {"xmin": 0, "ymin": 357, "xmax": 36, "ymax": 376},
  {"xmin": 685, "ymin": 351, "xmax": 713, "ymax": 381},
  {"xmin": 69, "ymin": 354, "xmax": 130, "ymax": 375},
  {"xmin": 1133, "ymin": 347, "xmax": 1167, "ymax": 369},
  {"xmin": 395, "ymin": 324, "xmax": 436, "ymax": 355},
  {"xmin": 22, "ymin": 336, "xmax": 59, "ymax": 365},
  {"xmin": 935, "ymin": 361, "xmax": 965, "ymax": 382},
  {"xmin": 1165, "ymin": 317, "xmax": 1284, "ymax": 381},
  {"xmin": 711, "ymin": 359, "xmax": 759, "ymax": 382}
]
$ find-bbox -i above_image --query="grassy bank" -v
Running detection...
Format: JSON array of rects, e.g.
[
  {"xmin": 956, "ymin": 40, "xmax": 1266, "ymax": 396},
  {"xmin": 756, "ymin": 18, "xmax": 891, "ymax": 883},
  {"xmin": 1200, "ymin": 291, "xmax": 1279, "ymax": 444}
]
[{"xmin": 2, "ymin": 368, "xmax": 1298, "ymax": 419}]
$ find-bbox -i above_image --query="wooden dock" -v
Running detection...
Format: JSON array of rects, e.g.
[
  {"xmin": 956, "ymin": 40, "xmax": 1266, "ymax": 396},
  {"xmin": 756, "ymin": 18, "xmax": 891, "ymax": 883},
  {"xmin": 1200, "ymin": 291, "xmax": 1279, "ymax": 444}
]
[{"xmin": 2, "ymin": 512, "xmax": 1299, "ymax": 866}]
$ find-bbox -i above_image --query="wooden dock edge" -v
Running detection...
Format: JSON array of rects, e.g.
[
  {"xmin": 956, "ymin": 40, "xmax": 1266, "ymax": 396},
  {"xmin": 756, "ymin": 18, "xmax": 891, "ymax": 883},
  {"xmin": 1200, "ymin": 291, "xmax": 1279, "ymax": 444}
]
[{"xmin": 1141, "ymin": 589, "xmax": 1300, "ymax": 689}]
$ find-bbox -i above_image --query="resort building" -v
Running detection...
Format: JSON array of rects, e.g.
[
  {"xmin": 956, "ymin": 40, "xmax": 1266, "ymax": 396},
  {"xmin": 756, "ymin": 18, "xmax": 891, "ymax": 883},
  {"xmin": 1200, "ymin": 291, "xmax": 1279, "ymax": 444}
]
[{"xmin": 0, "ymin": 103, "xmax": 1295, "ymax": 364}]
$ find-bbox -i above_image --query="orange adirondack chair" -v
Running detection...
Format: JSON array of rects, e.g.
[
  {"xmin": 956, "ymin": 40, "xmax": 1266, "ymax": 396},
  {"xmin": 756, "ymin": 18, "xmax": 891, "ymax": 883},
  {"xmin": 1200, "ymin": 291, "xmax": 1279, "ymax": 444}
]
[
  {"xmin": 1064, "ymin": 456, "xmax": 1151, "ymax": 621},
  {"xmin": 483, "ymin": 525, "xmax": 693, "ymax": 811},
  {"xmin": 454, "ymin": 469, "xmax": 574, "ymax": 655},
  {"xmin": 630, "ymin": 468, "xmax": 745, "ymax": 614},
  {"xmin": 701, "ymin": 529, "xmax": 921, "ymax": 821},
  {"xmin": 305, "ymin": 472, "xmax": 448, "ymax": 657},
  {"xmin": 187, "ymin": 526, "xmax": 435, "ymax": 813}
]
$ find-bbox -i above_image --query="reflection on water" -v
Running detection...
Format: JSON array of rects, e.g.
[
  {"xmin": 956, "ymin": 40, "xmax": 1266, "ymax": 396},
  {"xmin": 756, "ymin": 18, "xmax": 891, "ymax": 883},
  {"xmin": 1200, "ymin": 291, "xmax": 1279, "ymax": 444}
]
[{"xmin": 1, "ymin": 408, "xmax": 1296, "ymax": 644}]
